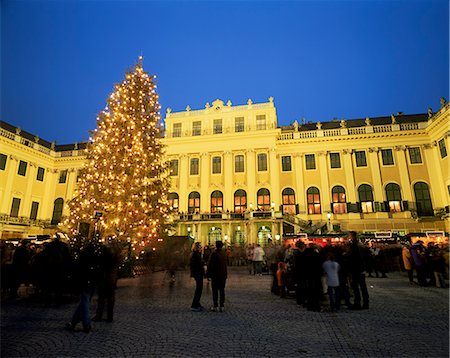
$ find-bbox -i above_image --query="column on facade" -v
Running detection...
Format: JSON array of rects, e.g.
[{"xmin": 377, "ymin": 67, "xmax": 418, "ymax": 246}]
[
  {"xmin": 422, "ymin": 143, "xmax": 447, "ymax": 208},
  {"xmin": 293, "ymin": 154, "xmax": 305, "ymax": 213},
  {"xmin": 317, "ymin": 151, "xmax": 331, "ymax": 212},
  {"xmin": 179, "ymin": 154, "xmax": 188, "ymax": 212},
  {"xmin": 269, "ymin": 148, "xmax": 280, "ymax": 208},
  {"xmin": 42, "ymin": 169, "xmax": 58, "ymax": 220},
  {"xmin": 200, "ymin": 152, "xmax": 210, "ymax": 212},
  {"xmin": 223, "ymin": 151, "xmax": 233, "ymax": 211},
  {"xmin": 245, "ymin": 149, "xmax": 256, "ymax": 208},
  {"xmin": 1, "ymin": 156, "xmax": 19, "ymax": 214},
  {"xmin": 394, "ymin": 146, "xmax": 413, "ymax": 202},
  {"xmin": 21, "ymin": 163, "xmax": 37, "ymax": 217},
  {"xmin": 342, "ymin": 150, "xmax": 357, "ymax": 202},
  {"xmin": 367, "ymin": 148, "xmax": 384, "ymax": 202}
]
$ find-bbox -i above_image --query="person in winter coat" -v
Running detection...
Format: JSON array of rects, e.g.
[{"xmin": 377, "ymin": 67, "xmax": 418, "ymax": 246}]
[
  {"xmin": 402, "ymin": 242, "xmax": 414, "ymax": 284},
  {"xmin": 253, "ymin": 244, "xmax": 265, "ymax": 275},
  {"xmin": 189, "ymin": 242, "xmax": 205, "ymax": 312},
  {"xmin": 207, "ymin": 241, "xmax": 227, "ymax": 312},
  {"xmin": 410, "ymin": 240, "xmax": 428, "ymax": 286}
]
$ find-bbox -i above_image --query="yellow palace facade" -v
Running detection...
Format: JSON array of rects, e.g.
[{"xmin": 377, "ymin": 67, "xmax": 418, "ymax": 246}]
[{"xmin": 1, "ymin": 98, "xmax": 449, "ymax": 245}]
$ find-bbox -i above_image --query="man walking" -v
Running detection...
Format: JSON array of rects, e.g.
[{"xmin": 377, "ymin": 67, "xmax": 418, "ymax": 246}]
[
  {"xmin": 207, "ymin": 241, "xmax": 227, "ymax": 312},
  {"xmin": 348, "ymin": 231, "xmax": 369, "ymax": 310}
]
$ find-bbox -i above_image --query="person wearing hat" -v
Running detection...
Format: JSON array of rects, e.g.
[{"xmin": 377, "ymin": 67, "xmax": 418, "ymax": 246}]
[
  {"xmin": 207, "ymin": 241, "xmax": 228, "ymax": 312},
  {"xmin": 190, "ymin": 242, "xmax": 205, "ymax": 312}
]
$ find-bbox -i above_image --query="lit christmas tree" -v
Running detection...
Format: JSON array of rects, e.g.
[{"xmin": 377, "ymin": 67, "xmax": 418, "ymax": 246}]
[{"xmin": 65, "ymin": 57, "xmax": 171, "ymax": 251}]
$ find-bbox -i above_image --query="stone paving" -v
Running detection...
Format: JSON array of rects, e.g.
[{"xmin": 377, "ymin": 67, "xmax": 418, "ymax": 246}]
[{"xmin": 1, "ymin": 267, "xmax": 449, "ymax": 357}]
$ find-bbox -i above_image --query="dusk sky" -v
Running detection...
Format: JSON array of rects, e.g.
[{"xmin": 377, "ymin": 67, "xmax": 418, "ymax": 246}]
[{"xmin": 2, "ymin": 0, "xmax": 449, "ymax": 145}]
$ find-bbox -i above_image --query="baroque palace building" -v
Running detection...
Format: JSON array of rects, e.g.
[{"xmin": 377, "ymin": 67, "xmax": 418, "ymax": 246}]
[{"xmin": 0, "ymin": 98, "xmax": 449, "ymax": 245}]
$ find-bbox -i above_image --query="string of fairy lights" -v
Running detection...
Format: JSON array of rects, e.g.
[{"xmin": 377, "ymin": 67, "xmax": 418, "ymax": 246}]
[{"xmin": 64, "ymin": 57, "xmax": 171, "ymax": 253}]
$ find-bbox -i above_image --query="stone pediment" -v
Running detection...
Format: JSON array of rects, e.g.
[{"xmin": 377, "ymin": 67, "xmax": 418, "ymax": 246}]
[{"xmin": 212, "ymin": 99, "xmax": 224, "ymax": 110}]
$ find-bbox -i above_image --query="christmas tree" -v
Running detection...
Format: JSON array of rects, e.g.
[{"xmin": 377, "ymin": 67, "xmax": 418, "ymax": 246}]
[{"xmin": 65, "ymin": 57, "xmax": 171, "ymax": 251}]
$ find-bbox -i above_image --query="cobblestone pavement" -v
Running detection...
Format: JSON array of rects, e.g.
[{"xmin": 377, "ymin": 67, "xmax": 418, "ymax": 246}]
[{"xmin": 1, "ymin": 267, "xmax": 449, "ymax": 358}]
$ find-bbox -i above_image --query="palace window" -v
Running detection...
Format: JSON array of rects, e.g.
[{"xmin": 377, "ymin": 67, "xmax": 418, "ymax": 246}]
[
  {"xmin": 30, "ymin": 201, "xmax": 39, "ymax": 220},
  {"xmin": 414, "ymin": 182, "xmax": 433, "ymax": 216},
  {"xmin": 234, "ymin": 189, "xmax": 247, "ymax": 213},
  {"xmin": 307, "ymin": 187, "xmax": 321, "ymax": 214},
  {"xmin": 282, "ymin": 188, "xmax": 296, "ymax": 214},
  {"xmin": 59, "ymin": 169, "xmax": 68, "ymax": 183},
  {"xmin": 188, "ymin": 192, "xmax": 200, "ymax": 213},
  {"xmin": 408, "ymin": 147, "xmax": 422, "ymax": 164},
  {"xmin": 355, "ymin": 151, "xmax": 367, "ymax": 167},
  {"xmin": 168, "ymin": 193, "xmax": 179, "ymax": 211},
  {"xmin": 213, "ymin": 119, "xmax": 223, "ymax": 134},
  {"xmin": 385, "ymin": 183, "xmax": 402, "ymax": 212},
  {"xmin": 172, "ymin": 123, "xmax": 182, "ymax": 138},
  {"xmin": 212, "ymin": 156, "xmax": 222, "ymax": 174},
  {"xmin": 51, "ymin": 198, "xmax": 64, "ymax": 225},
  {"xmin": 235, "ymin": 155, "xmax": 244, "ymax": 173},
  {"xmin": 10, "ymin": 198, "xmax": 21, "ymax": 218},
  {"xmin": 438, "ymin": 138, "xmax": 447, "ymax": 158},
  {"xmin": 358, "ymin": 184, "xmax": 374, "ymax": 213},
  {"xmin": 0, "ymin": 153, "xmax": 7, "ymax": 170},
  {"xmin": 257, "ymin": 188, "xmax": 271, "ymax": 211},
  {"xmin": 190, "ymin": 158, "xmax": 199, "ymax": 175},
  {"xmin": 18, "ymin": 160, "xmax": 27, "ymax": 176},
  {"xmin": 257, "ymin": 153, "xmax": 267, "ymax": 171},
  {"xmin": 381, "ymin": 149, "xmax": 394, "ymax": 165},
  {"xmin": 256, "ymin": 115, "xmax": 266, "ymax": 130},
  {"xmin": 211, "ymin": 191, "xmax": 223, "ymax": 213},
  {"xmin": 305, "ymin": 154, "xmax": 316, "ymax": 170},
  {"xmin": 192, "ymin": 121, "xmax": 201, "ymax": 136},
  {"xmin": 281, "ymin": 156, "xmax": 292, "ymax": 171},
  {"xmin": 169, "ymin": 159, "xmax": 179, "ymax": 176},
  {"xmin": 330, "ymin": 153, "xmax": 341, "ymax": 169},
  {"xmin": 235, "ymin": 117, "xmax": 245, "ymax": 132},
  {"xmin": 36, "ymin": 167, "xmax": 45, "ymax": 181},
  {"xmin": 332, "ymin": 186, "xmax": 346, "ymax": 214}
]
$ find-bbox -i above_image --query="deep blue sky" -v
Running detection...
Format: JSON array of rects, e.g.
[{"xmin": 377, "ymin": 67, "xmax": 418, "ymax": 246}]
[{"xmin": 2, "ymin": 0, "xmax": 449, "ymax": 144}]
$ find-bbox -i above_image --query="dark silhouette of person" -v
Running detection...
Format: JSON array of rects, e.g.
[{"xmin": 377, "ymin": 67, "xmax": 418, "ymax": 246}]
[
  {"xmin": 207, "ymin": 240, "xmax": 227, "ymax": 312},
  {"xmin": 92, "ymin": 239, "xmax": 122, "ymax": 322},
  {"xmin": 293, "ymin": 240, "xmax": 307, "ymax": 306},
  {"xmin": 11, "ymin": 240, "xmax": 32, "ymax": 297},
  {"xmin": 189, "ymin": 242, "xmax": 205, "ymax": 311},
  {"xmin": 348, "ymin": 231, "xmax": 369, "ymax": 309},
  {"xmin": 303, "ymin": 243, "xmax": 323, "ymax": 312}
]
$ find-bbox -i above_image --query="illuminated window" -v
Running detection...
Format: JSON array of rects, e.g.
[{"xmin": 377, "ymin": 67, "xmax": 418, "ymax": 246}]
[
  {"xmin": 188, "ymin": 192, "xmax": 200, "ymax": 213},
  {"xmin": 282, "ymin": 188, "xmax": 296, "ymax": 214},
  {"xmin": 307, "ymin": 187, "xmax": 321, "ymax": 214},
  {"xmin": 257, "ymin": 188, "xmax": 271, "ymax": 211},
  {"xmin": 211, "ymin": 191, "xmax": 223, "ymax": 213},
  {"xmin": 332, "ymin": 186, "xmax": 346, "ymax": 214},
  {"xmin": 168, "ymin": 193, "xmax": 179, "ymax": 211},
  {"xmin": 173, "ymin": 123, "xmax": 182, "ymax": 138},
  {"xmin": 385, "ymin": 183, "xmax": 402, "ymax": 212},
  {"xmin": 358, "ymin": 184, "xmax": 373, "ymax": 213},
  {"xmin": 234, "ymin": 190, "xmax": 247, "ymax": 213},
  {"xmin": 235, "ymin": 155, "xmax": 244, "ymax": 173}
]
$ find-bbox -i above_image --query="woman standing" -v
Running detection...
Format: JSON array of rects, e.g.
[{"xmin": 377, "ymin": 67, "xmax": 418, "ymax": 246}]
[{"xmin": 190, "ymin": 242, "xmax": 205, "ymax": 312}]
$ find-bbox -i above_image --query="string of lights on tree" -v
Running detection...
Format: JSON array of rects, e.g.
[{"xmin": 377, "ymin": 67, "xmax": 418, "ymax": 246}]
[{"xmin": 64, "ymin": 57, "xmax": 171, "ymax": 253}]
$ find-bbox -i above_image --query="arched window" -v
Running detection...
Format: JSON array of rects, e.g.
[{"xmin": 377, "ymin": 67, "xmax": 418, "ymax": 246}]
[
  {"xmin": 282, "ymin": 188, "xmax": 296, "ymax": 214},
  {"xmin": 358, "ymin": 184, "xmax": 373, "ymax": 213},
  {"xmin": 332, "ymin": 186, "xmax": 347, "ymax": 214},
  {"xmin": 385, "ymin": 183, "xmax": 402, "ymax": 212},
  {"xmin": 211, "ymin": 191, "xmax": 223, "ymax": 213},
  {"xmin": 51, "ymin": 198, "xmax": 64, "ymax": 225},
  {"xmin": 234, "ymin": 190, "xmax": 247, "ymax": 213},
  {"xmin": 307, "ymin": 187, "xmax": 321, "ymax": 214},
  {"xmin": 168, "ymin": 192, "xmax": 179, "ymax": 212},
  {"xmin": 188, "ymin": 192, "xmax": 200, "ymax": 214},
  {"xmin": 257, "ymin": 226, "xmax": 271, "ymax": 246},
  {"xmin": 414, "ymin": 182, "xmax": 433, "ymax": 216},
  {"xmin": 257, "ymin": 188, "xmax": 271, "ymax": 211}
]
